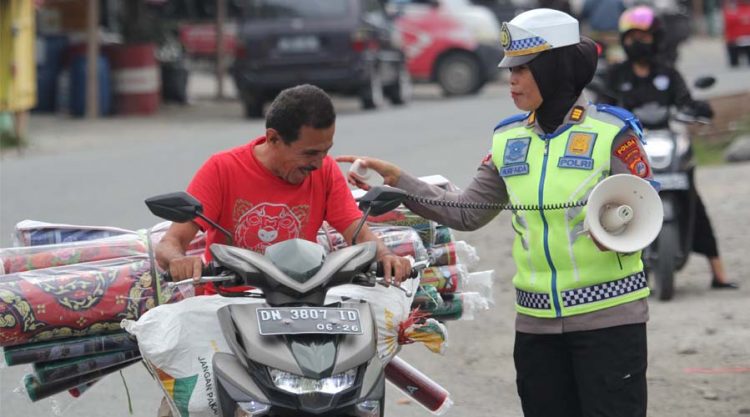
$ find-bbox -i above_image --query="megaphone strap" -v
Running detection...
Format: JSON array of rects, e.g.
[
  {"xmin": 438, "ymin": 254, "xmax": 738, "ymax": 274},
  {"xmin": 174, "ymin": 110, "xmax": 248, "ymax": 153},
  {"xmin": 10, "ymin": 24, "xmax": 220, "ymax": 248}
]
[{"xmin": 404, "ymin": 194, "xmax": 587, "ymax": 212}]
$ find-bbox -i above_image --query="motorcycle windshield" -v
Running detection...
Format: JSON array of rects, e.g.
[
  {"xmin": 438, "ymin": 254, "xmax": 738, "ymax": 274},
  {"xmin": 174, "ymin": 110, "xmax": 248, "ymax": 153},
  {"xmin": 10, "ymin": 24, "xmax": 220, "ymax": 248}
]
[
  {"xmin": 633, "ymin": 103, "xmax": 670, "ymax": 128},
  {"xmin": 265, "ymin": 239, "xmax": 326, "ymax": 283}
]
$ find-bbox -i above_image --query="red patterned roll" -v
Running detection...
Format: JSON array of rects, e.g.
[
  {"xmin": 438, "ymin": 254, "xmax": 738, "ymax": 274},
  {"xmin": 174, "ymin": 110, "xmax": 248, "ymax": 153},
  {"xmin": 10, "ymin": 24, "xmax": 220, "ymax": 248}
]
[
  {"xmin": 1, "ymin": 236, "xmax": 148, "ymax": 274},
  {"xmin": 0, "ymin": 256, "xmax": 180, "ymax": 347}
]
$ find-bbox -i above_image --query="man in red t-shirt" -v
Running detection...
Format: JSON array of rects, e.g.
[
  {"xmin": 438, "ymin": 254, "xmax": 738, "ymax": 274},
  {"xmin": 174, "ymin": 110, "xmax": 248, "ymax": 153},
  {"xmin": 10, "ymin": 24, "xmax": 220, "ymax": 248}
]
[{"xmin": 155, "ymin": 84, "xmax": 411, "ymax": 287}]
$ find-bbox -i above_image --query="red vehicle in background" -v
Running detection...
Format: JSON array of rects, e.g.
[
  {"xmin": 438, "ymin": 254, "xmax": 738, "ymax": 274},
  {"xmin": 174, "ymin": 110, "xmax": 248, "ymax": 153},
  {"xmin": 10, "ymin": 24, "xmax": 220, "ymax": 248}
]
[
  {"xmin": 387, "ymin": 0, "xmax": 504, "ymax": 96},
  {"xmin": 178, "ymin": 22, "xmax": 238, "ymax": 59},
  {"xmin": 723, "ymin": 0, "xmax": 750, "ymax": 67}
]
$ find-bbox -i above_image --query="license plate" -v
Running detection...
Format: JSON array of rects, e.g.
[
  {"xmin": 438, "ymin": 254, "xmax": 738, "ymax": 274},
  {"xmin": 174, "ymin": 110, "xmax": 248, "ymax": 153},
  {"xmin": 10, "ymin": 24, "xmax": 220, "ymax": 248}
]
[
  {"xmin": 256, "ymin": 307, "xmax": 362, "ymax": 336},
  {"xmin": 277, "ymin": 36, "xmax": 320, "ymax": 53},
  {"xmin": 653, "ymin": 172, "xmax": 689, "ymax": 191}
]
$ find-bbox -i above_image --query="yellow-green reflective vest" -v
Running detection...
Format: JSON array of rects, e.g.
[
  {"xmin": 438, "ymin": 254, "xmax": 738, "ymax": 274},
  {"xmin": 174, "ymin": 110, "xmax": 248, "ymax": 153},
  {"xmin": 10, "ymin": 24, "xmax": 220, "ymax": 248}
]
[{"xmin": 491, "ymin": 104, "xmax": 649, "ymax": 318}]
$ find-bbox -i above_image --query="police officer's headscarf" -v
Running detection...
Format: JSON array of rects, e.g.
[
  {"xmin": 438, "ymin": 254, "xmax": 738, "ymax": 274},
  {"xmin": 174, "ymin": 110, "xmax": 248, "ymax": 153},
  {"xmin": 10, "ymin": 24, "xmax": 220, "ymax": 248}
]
[{"xmin": 527, "ymin": 37, "xmax": 598, "ymax": 134}]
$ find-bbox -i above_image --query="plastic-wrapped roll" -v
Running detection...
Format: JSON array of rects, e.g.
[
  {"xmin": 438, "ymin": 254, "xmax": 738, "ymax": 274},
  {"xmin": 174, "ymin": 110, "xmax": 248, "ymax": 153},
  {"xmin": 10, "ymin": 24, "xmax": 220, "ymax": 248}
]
[
  {"xmin": 427, "ymin": 241, "xmax": 480, "ymax": 268},
  {"xmin": 419, "ymin": 265, "xmax": 468, "ymax": 294},
  {"xmin": 316, "ymin": 224, "xmax": 428, "ymax": 263},
  {"xmin": 428, "ymin": 292, "xmax": 491, "ymax": 321},
  {"xmin": 1, "ymin": 235, "xmax": 148, "ymax": 274},
  {"xmin": 14, "ymin": 220, "xmax": 135, "ymax": 247},
  {"xmin": 367, "ymin": 207, "xmax": 437, "ymax": 248},
  {"xmin": 2, "ymin": 332, "xmax": 138, "ymax": 366},
  {"xmin": 23, "ymin": 357, "xmax": 141, "ymax": 402},
  {"xmin": 385, "ymin": 356, "xmax": 452, "ymax": 415},
  {"xmin": 370, "ymin": 225, "xmax": 428, "ymax": 262},
  {"xmin": 412, "ymin": 285, "xmax": 443, "ymax": 310},
  {"xmin": 68, "ymin": 379, "xmax": 99, "ymax": 398},
  {"xmin": 33, "ymin": 349, "xmax": 141, "ymax": 383},
  {"xmin": 426, "ymin": 297, "xmax": 464, "ymax": 321},
  {"xmin": 464, "ymin": 271, "xmax": 495, "ymax": 306},
  {"xmin": 0, "ymin": 256, "xmax": 182, "ymax": 347},
  {"xmin": 433, "ymin": 226, "xmax": 454, "ymax": 246}
]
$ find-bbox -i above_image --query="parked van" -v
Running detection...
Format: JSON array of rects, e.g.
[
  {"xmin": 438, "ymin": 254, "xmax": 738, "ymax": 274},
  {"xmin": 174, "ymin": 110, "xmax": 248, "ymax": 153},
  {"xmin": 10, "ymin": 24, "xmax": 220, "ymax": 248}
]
[{"xmin": 231, "ymin": 0, "xmax": 410, "ymax": 118}]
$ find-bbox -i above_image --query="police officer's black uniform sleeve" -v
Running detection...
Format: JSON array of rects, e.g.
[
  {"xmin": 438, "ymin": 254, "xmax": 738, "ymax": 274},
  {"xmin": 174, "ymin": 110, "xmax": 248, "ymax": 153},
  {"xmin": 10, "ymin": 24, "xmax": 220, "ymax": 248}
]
[
  {"xmin": 599, "ymin": 63, "xmax": 622, "ymax": 105},
  {"xmin": 394, "ymin": 164, "xmax": 508, "ymax": 231},
  {"xmin": 669, "ymin": 67, "xmax": 695, "ymax": 110}
]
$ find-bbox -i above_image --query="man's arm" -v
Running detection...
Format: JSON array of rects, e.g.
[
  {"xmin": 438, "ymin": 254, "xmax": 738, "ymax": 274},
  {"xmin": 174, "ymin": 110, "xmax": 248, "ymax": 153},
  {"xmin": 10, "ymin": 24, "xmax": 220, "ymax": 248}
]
[
  {"xmin": 155, "ymin": 221, "xmax": 203, "ymax": 281},
  {"xmin": 340, "ymin": 220, "xmax": 411, "ymax": 285}
]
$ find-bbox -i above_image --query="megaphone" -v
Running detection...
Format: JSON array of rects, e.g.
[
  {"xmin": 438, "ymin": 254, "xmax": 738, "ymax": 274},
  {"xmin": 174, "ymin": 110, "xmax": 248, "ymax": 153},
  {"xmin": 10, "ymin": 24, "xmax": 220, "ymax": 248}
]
[{"xmin": 584, "ymin": 174, "xmax": 663, "ymax": 253}]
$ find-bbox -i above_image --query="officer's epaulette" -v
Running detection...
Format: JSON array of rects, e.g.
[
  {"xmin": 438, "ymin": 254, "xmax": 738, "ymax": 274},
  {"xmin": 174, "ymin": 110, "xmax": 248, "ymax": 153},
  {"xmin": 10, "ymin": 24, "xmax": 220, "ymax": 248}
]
[
  {"xmin": 595, "ymin": 104, "xmax": 644, "ymax": 142},
  {"xmin": 493, "ymin": 113, "xmax": 529, "ymax": 132}
]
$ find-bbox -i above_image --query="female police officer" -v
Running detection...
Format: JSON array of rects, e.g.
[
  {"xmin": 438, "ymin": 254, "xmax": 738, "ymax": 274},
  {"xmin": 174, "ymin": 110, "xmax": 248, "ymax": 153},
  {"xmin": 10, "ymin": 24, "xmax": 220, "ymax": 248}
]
[{"xmin": 339, "ymin": 9, "xmax": 654, "ymax": 417}]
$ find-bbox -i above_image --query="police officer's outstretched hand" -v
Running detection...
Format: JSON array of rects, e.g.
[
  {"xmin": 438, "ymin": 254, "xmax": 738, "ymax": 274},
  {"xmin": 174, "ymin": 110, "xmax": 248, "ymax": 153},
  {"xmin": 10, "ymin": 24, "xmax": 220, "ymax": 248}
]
[{"xmin": 336, "ymin": 155, "xmax": 402, "ymax": 190}]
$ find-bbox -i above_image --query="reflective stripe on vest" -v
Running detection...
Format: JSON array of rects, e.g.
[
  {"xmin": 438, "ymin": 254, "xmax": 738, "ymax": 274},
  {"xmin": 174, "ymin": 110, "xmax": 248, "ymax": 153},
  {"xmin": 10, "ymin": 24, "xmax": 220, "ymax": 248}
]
[{"xmin": 492, "ymin": 105, "xmax": 649, "ymax": 318}]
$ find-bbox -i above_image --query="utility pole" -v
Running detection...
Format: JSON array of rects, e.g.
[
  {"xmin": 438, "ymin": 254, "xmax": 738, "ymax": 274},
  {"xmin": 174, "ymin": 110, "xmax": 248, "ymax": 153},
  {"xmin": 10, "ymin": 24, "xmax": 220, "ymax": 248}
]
[
  {"xmin": 216, "ymin": 0, "xmax": 226, "ymax": 99},
  {"xmin": 692, "ymin": 0, "xmax": 705, "ymax": 36},
  {"xmin": 85, "ymin": 0, "xmax": 99, "ymax": 118}
]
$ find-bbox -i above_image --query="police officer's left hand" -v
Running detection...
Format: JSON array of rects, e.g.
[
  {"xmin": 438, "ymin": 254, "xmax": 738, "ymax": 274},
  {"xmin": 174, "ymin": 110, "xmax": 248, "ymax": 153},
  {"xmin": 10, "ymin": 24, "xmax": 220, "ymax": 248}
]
[
  {"xmin": 335, "ymin": 155, "xmax": 402, "ymax": 189},
  {"xmin": 590, "ymin": 234, "xmax": 610, "ymax": 252}
]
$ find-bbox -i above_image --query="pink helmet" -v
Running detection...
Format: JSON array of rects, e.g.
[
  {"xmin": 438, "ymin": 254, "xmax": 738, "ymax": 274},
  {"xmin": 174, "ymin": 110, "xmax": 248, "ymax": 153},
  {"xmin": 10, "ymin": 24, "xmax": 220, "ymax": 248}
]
[{"xmin": 618, "ymin": 6, "xmax": 663, "ymax": 38}]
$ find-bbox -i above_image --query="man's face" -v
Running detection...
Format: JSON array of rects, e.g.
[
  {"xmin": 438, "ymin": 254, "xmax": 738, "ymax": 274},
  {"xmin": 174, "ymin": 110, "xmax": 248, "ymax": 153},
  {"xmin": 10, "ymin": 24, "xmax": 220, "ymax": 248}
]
[{"xmin": 267, "ymin": 124, "xmax": 335, "ymax": 185}]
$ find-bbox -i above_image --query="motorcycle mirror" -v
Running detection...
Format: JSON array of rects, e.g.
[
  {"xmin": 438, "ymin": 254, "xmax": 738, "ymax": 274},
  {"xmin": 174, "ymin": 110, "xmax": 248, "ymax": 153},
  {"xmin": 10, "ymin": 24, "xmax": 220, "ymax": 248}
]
[
  {"xmin": 694, "ymin": 76, "xmax": 715, "ymax": 89},
  {"xmin": 358, "ymin": 186, "xmax": 408, "ymax": 216},
  {"xmin": 145, "ymin": 192, "xmax": 203, "ymax": 222},
  {"xmin": 349, "ymin": 186, "xmax": 408, "ymax": 245},
  {"xmin": 145, "ymin": 192, "xmax": 235, "ymax": 243}
]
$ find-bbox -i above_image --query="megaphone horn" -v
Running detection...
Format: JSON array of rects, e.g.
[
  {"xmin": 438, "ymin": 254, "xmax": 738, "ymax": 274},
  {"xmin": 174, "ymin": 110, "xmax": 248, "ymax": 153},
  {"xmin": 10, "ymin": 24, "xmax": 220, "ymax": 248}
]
[{"xmin": 584, "ymin": 174, "xmax": 663, "ymax": 253}]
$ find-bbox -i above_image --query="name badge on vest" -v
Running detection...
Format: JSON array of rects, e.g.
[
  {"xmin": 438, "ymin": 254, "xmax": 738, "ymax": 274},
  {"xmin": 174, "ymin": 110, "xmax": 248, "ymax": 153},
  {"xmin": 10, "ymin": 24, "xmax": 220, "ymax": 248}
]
[
  {"xmin": 558, "ymin": 132, "xmax": 597, "ymax": 170},
  {"xmin": 500, "ymin": 137, "xmax": 531, "ymax": 177}
]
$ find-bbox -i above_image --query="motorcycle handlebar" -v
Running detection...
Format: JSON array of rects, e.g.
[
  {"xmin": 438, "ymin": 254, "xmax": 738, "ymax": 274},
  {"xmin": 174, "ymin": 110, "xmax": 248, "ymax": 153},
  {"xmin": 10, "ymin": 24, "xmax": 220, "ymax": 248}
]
[
  {"xmin": 163, "ymin": 264, "xmax": 214, "ymax": 282},
  {"xmin": 163, "ymin": 264, "xmax": 225, "ymax": 287},
  {"xmin": 372, "ymin": 260, "xmax": 428, "ymax": 279}
]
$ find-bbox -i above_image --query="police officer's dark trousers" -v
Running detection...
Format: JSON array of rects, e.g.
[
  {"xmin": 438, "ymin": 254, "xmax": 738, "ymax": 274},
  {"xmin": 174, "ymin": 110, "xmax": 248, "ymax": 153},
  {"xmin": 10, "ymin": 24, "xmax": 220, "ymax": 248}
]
[{"xmin": 514, "ymin": 323, "xmax": 647, "ymax": 417}]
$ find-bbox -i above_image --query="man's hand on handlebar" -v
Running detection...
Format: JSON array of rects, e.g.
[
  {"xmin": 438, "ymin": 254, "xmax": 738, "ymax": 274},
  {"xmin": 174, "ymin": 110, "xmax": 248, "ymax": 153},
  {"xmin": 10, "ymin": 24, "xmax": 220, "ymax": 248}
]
[
  {"xmin": 167, "ymin": 255, "xmax": 203, "ymax": 282},
  {"xmin": 377, "ymin": 253, "xmax": 412, "ymax": 286}
]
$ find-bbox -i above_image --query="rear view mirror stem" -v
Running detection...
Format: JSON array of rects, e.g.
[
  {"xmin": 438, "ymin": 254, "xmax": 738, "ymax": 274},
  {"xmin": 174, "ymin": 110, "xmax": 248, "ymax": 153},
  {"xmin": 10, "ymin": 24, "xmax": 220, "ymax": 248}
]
[
  {"xmin": 196, "ymin": 212, "xmax": 235, "ymax": 245},
  {"xmin": 351, "ymin": 205, "xmax": 373, "ymax": 246}
]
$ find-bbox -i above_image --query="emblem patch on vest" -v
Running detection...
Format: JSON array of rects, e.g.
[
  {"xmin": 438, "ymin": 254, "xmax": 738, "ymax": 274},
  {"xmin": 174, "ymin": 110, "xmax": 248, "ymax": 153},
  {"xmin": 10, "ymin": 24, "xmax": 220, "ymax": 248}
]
[
  {"xmin": 501, "ymin": 137, "xmax": 531, "ymax": 177},
  {"xmin": 558, "ymin": 132, "xmax": 597, "ymax": 170},
  {"xmin": 569, "ymin": 106, "xmax": 585, "ymax": 122}
]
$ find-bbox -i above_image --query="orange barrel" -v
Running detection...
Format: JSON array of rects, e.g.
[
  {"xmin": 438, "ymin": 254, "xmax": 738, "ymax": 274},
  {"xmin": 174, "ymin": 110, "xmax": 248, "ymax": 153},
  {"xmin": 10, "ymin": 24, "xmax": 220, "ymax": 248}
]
[{"xmin": 108, "ymin": 44, "xmax": 159, "ymax": 115}]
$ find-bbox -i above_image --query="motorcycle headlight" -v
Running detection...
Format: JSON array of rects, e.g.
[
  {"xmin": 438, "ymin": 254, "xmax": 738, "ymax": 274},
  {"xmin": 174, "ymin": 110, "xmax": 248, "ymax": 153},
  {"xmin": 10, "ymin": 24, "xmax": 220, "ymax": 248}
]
[
  {"xmin": 268, "ymin": 368, "xmax": 357, "ymax": 395},
  {"xmin": 643, "ymin": 133, "xmax": 674, "ymax": 170}
]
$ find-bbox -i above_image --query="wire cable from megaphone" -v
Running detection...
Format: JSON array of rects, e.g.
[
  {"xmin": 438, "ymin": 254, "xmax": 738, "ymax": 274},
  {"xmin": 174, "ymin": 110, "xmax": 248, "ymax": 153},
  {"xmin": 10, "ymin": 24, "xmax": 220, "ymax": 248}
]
[{"xmin": 404, "ymin": 194, "xmax": 588, "ymax": 211}]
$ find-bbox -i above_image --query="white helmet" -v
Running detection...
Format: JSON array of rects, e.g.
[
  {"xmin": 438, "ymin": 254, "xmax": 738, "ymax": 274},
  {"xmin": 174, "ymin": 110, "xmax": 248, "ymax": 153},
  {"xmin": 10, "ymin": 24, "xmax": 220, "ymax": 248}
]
[{"xmin": 498, "ymin": 8, "xmax": 580, "ymax": 68}]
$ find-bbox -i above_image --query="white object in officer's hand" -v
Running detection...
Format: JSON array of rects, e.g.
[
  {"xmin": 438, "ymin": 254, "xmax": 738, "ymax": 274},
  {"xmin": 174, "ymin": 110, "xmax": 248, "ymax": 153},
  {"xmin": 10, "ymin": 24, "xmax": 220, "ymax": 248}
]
[
  {"xmin": 584, "ymin": 174, "xmax": 663, "ymax": 253},
  {"xmin": 350, "ymin": 159, "xmax": 384, "ymax": 187}
]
